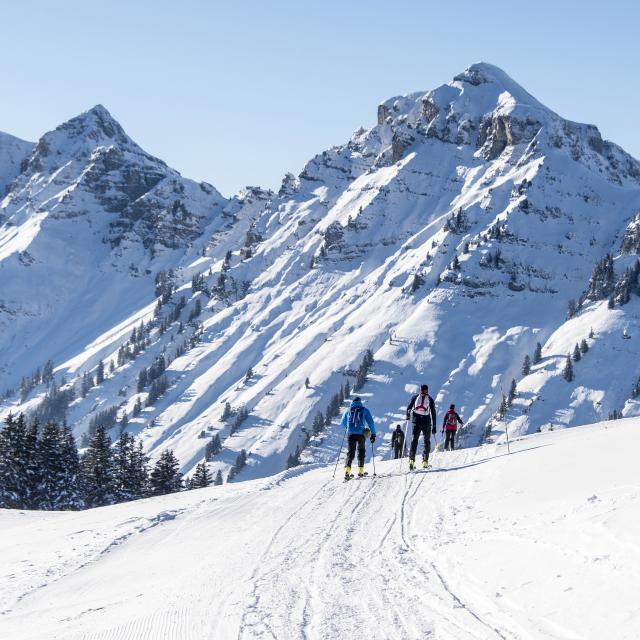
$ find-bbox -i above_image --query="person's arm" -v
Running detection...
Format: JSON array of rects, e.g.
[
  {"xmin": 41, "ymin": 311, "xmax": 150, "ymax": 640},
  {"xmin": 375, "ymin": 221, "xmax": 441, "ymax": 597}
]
[
  {"xmin": 391, "ymin": 430, "xmax": 397, "ymax": 447},
  {"xmin": 365, "ymin": 409, "xmax": 376, "ymax": 436},
  {"xmin": 340, "ymin": 410, "xmax": 348, "ymax": 429},
  {"xmin": 406, "ymin": 395, "xmax": 416, "ymax": 419},
  {"xmin": 430, "ymin": 397, "xmax": 437, "ymax": 433}
]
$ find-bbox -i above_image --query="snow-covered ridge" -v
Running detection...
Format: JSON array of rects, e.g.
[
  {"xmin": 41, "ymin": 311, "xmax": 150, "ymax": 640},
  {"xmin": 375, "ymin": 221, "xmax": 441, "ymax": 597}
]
[{"xmin": 1, "ymin": 63, "xmax": 640, "ymax": 485}]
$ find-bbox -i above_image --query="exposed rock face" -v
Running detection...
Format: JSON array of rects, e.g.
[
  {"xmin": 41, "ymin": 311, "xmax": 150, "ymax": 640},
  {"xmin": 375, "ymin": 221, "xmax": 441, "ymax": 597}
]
[
  {"xmin": 421, "ymin": 98, "xmax": 439, "ymax": 123},
  {"xmin": 377, "ymin": 104, "xmax": 389, "ymax": 125},
  {"xmin": 621, "ymin": 213, "xmax": 640, "ymax": 254},
  {"xmin": 477, "ymin": 114, "xmax": 542, "ymax": 160}
]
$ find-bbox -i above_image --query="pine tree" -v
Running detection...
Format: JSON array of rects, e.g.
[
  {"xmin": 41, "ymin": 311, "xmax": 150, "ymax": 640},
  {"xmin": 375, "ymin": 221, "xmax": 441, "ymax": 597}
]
[
  {"xmin": 522, "ymin": 355, "xmax": 531, "ymax": 376},
  {"xmin": 507, "ymin": 379, "xmax": 517, "ymax": 406},
  {"xmin": 214, "ymin": 470, "xmax": 223, "ymax": 486},
  {"xmin": 498, "ymin": 395, "xmax": 507, "ymax": 419},
  {"xmin": 580, "ymin": 338, "xmax": 589, "ymax": 354},
  {"xmin": 205, "ymin": 433, "xmax": 221, "ymax": 460},
  {"xmin": 572, "ymin": 343, "xmax": 582, "ymax": 362},
  {"xmin": 149, "ymin": 450, "xmax": 182, "ymax": 496},
  {"xmin": 589, "ymin": 327, "xmax": 595, "ymax": 339},
  {"xmin": 137, "ymin": 368, "xmax": 148, "ymax": 392},
  {"xmin": 190, "ymin": 462, "xmax": 212, "ymax": 489},
  {"xmin": 245, "ymin": 368, "xmax": 253, "ymax": 383},
  {"xmin": 305, "ymin": 377, "xmax": 310, "ymax": 389},
  {"xmin": 22, "ymin": 419, "xmax": 41, "ymax": 509},
  {"xmin": 312, "ymin": 412, "xmax": 325, "ymax": 435},
  {"xmin": 533, "ymin": 342, "xmax": 542, "ymax": 365},
  {"xmin": 0, "ymin": 414, "xmax": 29, "ymax": 508},
  {"xmin": 234, "ymin": 449, "xmax": 247, "ymax": 473},
  {"xmin": 586, "ymin": 254, "xmax": 615, "ymax": 300},
  {"xmin": 96, "ymin": 360, "xmax": 105, "ymax": 385},
  {"xmin": 113, "ymin": 433, "xmax": 148, "ymax": 502},
  {"xmin": 563, "ymin": 354, "xmax": 574, "ymax": 382},
  {"xmin": 81, "ymin": 425, "xmax": 117, "ymax": 508},
  {"xmin": 343, "ymin": 379, "xmax": 351, "ymax": 398},
  {"xmin": 567, "ymin": 299, "xmax": 577, "ymax": 319},
  {"xmin": 36, "ymin": 421, "xmax": 67, "ymax": 510},
  {"xmin": 42, "ymin": 360, "xmax": 55, "ymax": 384},
  {"xmin": 53, "ymin": 422, "xmax": 82, "ymax": 509},
  {"xmin": 133, "ymin": 396, "xmax": 142, "ymax": 417},
  {"xmin": 221, "ymin": 402, "xmax": 231, "ymax": 421}
]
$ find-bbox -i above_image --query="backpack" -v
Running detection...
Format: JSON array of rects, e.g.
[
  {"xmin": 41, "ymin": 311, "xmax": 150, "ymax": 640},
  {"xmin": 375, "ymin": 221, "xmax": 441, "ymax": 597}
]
[
  {"xmin": 348, "ymin": 405, "xmax": 364, "ymax": 429},
  {"xmin": 446, "ymin": 411, "xmax": 458, "ymax": 427},
  {"xmin": 413, "ymin": 393, "xmax": 431, "ymax": 416}
]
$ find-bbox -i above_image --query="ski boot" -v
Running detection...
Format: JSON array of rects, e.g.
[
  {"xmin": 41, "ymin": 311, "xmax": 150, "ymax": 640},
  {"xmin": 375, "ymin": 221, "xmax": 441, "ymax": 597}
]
[
  {"xmin": 408, "ymin": 459, "xmax": 415, "ymax": 471},
  {"xmin": 357, "ymin": 466, "xmax": 366, "ymax": 478},
  {"xmin": 422, "ymin": 459, "xmax": 429, "ymax": 469},
  {"xmin": 344, "ymin": 466, "xmax": 352, "ymax": 481}
]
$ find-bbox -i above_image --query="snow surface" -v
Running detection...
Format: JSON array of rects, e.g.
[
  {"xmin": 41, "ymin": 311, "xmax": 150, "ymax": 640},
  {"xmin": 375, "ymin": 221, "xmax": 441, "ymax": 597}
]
[{"xmin": 1, "ymin": 418, "xmax": 639, "ymax": 639}]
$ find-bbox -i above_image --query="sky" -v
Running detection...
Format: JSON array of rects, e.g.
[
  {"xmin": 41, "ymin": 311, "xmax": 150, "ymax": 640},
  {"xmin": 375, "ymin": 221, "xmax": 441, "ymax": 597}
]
[{"xmin": 1, "ymin": 0, "xmax": 638, "ymax": 197}]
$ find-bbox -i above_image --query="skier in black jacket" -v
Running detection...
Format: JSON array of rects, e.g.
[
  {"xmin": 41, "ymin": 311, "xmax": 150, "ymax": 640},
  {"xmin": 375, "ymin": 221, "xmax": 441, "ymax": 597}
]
[
  {"xmin": 390, "ymin": 424, "xmax": 405, "ymax": 459},
  {"xmin": 406, "ymin": 384, "xmax": 437, "ymax": 470}
]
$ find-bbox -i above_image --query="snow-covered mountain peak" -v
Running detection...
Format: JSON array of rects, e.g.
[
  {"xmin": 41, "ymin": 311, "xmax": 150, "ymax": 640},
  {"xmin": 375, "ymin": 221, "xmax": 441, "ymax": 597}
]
[{"xmin": 49, "ymin": 104, "xmax": 133, "ymax": 149}]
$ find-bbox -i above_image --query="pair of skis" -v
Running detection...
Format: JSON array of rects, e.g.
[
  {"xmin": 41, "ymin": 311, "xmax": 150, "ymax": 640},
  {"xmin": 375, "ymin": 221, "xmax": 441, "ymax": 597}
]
[
  {"xmin": 344, "ymin": 471, "xmax": 371, "ymax": 482},
  {"xmin": 398, "ymin": 419, "xmax": 439, "ymax": 474}
]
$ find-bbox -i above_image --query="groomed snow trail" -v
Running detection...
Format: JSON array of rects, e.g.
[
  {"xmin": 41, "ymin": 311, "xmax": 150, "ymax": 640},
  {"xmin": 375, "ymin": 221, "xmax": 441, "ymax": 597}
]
[{"xmin": 1, "ymin": 419, "xmax": 639, "ymax": 639}]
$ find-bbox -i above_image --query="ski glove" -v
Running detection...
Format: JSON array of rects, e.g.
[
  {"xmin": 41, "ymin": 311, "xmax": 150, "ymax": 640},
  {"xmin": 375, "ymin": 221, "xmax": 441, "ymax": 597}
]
[
  {"xmin": 370, "ymin": 435, "xmax": 376, "ymax": 443},
  {"xmin": 431, "ymin": 428, "xmax": 437, "ymax": 435}
]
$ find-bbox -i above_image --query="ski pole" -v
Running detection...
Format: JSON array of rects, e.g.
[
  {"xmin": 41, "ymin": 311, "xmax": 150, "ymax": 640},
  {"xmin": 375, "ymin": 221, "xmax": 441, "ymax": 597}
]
[
  {"xmin": 332, "ymin": 422, "xmax": 349, "ymax": 479},
  {"xmin": 370, "ymin": 439, "xmax": 377, "ymax": 476},
  {"xmin": 398, "ymin": 419, "xmax": 409, "ymax": 473},
  {"xmin": 499, "ymin": 382, "xmax": 511, "ymax": 454}
]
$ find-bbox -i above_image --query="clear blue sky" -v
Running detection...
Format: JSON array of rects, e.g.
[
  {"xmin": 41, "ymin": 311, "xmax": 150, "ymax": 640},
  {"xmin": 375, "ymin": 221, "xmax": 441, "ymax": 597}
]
[{"xmin": 1, "ymin": 0, "xmax": 638, "ymax": 197}]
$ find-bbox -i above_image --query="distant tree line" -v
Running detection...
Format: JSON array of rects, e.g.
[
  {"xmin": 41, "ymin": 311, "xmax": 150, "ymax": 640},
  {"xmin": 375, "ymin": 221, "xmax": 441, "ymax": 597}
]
[{"xmin": 0, "ymin": 414, "xmax": 208, "ymax": 511}]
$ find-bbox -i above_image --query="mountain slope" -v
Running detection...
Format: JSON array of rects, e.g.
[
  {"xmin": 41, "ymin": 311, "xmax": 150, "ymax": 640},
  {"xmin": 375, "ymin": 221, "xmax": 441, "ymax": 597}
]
[
  {"xmin": 0, "ymin": 131, "xmax": 33, "ymax": 197},
  {"xmin": 1, "ymin": 419, "xmax": 638, "ymax": 639},
  {"xmin": 0, "ymin": 105, "xmax": 233, "ymax": 391},
  {"xmin": 1, "ymin": 64, "xmax": 640, "ymax": 484}
]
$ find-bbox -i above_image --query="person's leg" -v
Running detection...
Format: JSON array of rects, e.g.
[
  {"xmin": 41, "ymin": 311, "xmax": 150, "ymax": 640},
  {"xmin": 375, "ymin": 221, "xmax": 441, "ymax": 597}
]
[
  {"xmin": 422, "ymin": 425, "xmax": 431, "ymax": 464},
  {"xmin": 357, "ymin": 435, "xmax": 366, "ymax": 471},
  {"xmin": 444, "ymin": 431, "xmax": 451, "ymax": 450},
  {"xmin": 409, "ymin": 424, "xmax": 420, "ymax": 461},
  {"xmin": 450, "ymin": 430, "xmax": 456, "ymax": 450},
  {"xmin": 345, "ymin": 435, "xmax": 357, "ymax": 470}
]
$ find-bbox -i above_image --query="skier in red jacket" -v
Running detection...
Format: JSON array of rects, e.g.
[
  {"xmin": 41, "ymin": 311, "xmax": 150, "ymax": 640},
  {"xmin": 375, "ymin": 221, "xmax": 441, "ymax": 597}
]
[{"xmin": 442, "ymin": 404, "xmax": 463, "ymax": 450}]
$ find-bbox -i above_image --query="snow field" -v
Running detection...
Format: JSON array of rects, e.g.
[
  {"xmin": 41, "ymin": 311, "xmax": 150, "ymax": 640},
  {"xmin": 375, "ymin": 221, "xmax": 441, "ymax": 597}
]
[{"xmin": 1, "ymin": 418, "xmax": 638, "ymax": 639}]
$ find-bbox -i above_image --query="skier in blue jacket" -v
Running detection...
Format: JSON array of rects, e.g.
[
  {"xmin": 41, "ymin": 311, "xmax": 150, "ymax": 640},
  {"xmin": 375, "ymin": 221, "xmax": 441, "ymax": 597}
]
[{"xmin": 340, "ymin": 397, "xmax": 376, "ymax": 479}]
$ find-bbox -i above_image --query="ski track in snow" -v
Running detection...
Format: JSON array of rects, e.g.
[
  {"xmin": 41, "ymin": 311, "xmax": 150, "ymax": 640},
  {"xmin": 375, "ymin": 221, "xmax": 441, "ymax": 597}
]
[{"xmin": 1, "ymin": 419, "xmax": 640, "ymax": 639}]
